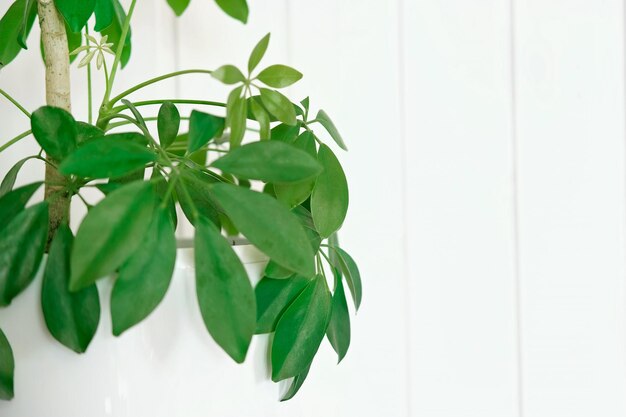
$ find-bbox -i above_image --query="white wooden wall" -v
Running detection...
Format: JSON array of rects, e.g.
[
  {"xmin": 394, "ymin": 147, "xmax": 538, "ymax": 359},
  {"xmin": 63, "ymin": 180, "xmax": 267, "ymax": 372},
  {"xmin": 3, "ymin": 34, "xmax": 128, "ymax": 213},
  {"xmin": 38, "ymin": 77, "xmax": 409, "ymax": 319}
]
[{"xmin": 2, "ymin": 0, "xmax": 626, "ymax": 415}]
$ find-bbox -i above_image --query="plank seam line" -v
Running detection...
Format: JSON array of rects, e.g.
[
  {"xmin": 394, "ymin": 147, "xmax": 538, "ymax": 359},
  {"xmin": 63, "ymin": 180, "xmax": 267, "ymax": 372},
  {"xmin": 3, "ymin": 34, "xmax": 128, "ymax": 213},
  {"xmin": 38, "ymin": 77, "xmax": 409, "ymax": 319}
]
[
  {"xmin": 509, "ymin": 0, "xmax": 524, "ymax": 415},
  {"xmin": 396, "ymin": 0, "xmax": 413, "ymax": 414}
]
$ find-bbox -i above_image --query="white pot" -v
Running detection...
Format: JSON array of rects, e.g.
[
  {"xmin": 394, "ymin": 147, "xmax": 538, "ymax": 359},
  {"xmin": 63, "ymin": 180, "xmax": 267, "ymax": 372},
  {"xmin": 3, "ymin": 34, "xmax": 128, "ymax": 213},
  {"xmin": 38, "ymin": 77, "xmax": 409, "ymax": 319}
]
[{"xmin": 0, "ymin": 244, "xmax": 303, "ymax": 416}]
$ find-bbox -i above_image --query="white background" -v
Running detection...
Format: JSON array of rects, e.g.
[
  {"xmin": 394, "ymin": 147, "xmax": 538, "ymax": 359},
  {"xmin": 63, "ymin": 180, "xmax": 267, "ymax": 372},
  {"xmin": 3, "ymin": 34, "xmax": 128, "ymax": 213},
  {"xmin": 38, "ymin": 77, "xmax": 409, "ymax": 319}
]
[{"xmin": 2, "ymin": 0, "xmax": 626, "ymax": 416}]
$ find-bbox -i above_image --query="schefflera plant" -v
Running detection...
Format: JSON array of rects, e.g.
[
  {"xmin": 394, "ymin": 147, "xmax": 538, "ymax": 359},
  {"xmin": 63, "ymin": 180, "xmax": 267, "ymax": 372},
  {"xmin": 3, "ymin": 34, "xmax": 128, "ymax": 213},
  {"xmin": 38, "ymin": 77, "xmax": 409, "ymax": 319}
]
[{"xmin": 0, "ymin": 10, "xmax": 361, "ymax": 404}]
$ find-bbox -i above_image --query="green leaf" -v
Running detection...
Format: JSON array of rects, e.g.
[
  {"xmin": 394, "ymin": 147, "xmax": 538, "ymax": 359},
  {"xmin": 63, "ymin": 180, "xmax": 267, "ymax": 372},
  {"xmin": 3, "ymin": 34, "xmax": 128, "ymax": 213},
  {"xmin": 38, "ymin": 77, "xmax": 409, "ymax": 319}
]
[
  {"xmin": 250, "ymin": 98, "xmax": 270, "ymax": 140},
  {"xmin": 259, "ymin": 88, "xmax": 296, "ymax": 126},
  {"xmin": 94, "ymin": 0, "xmax": 114, "ymax": 31},
  {"xmin": 17, "ymin": 0, "xmax": 36, "ymax": 49},
  {"xmin": 100, "ymin": 0, "xmax": 131, "ymax": 68},
  {"xmin": 188, "ymin": 110, "xmax": 225, "ymax": 153},
  {"xmin": 271, "ymin": 275, "xmax": 331, "ymax": 381},
  {"xmin": 59, "ymin": 136, "xmax": 156, "ymax": 179},
  {"xmin": 175, "ymin": 169, "xmax": 221, "ymax": 227},
  {"xmin": 214, "ymin": 0, "xmax": 248, "ymax": 23},
  {"xmin": 210, "ymin": 184, "xmax": 315, "ymax": 277},
  {"xmin": 330, "ymin": 247, "xmax": 362, "ymax": 310},
  {"xmin": 0, "ymin": 158, "xmax": 31, "ymax": 197},
  {"xmin": 212, "ymin": 141, "xmax": 321, "ymax": 183},
  {"xmin": 212, "ymin": 64, "xmax": 246, "ymax": 85},
  {"xmin": 257, "ymin": 65, "xmax": 303, "ymax": 88},
  {"xmin": 280, "ymin": 365, "xmax": 310, "ymax": 402},
  {"xmin": 42, "ymin": 223, "xmax": 100, "ymax": 353},
  {"xmin": 54, "ymin": 0, "xmax": 95, "ymax": 32},
  {"xmin": 0, "ymin": 202, "xmax": 48, "ymax": 306},
  {"xmin": 75, "ymin": 121, "xmax": 104, "ymax": 143},
  {"xmin": 274, "ymin": 131, "xmax": 318, "ymax": 208},
  {"xmin": 227, "ymin": 86, "xmax": 247, "ymax": 148},
  {"xmin": 156, "ymin": 101, "xmax": 180, "ymax": 148},
  {"xmin": 326, "ymin": 268, "xmax": 350, "ymax": 362},
  {"xmin": 271, "ymin": 123, "xmax": 299, "ymax": 143},
  {"xmin": 311, "ymin": 144, "xmax": 348, "ymax": 238},
  {"xmin": 0, "ymin": 329, "xmax": 14, "ymax": 400},
  {"xmin": 264, "ymin": 260, "xmax": 294, "ymax": 279},
  {"xmin": 0, "ymin": 182, "xmax": 42, "ymax": 232},
  {"xmin": 0, "ymin": 0, "xmax": 37, "ymax": 68},
  {"xmin": 255, "ymin": 275, "xmax": 309, "ymax": 333},
  {"xmin": 31, "ymin": 106, "xmax": 78, "ymax": 161},
  {"xmin": 316, "ymin": 110, "xmax": 347, "ymax": 151},
  {"xmin": 195, "ymin": 216, "xmax": 256, "ymax": 363},
  {"xmin": 166, "ymin": 0, "xmax": 190, "ymax": 16},
  {"xmin": 70, "ymin": 181, "xmax": 157, "ymax": 291},
  {"xmin": 248, "ymin": 33, "xmax": 269, "ymax": 73},
  {"xmin": 293, "ymin": 205, "xmax": 322, "ymax": 252},
  {"xmin": 111, "ymin": 207, "xmax": 176, "ymax": 336}
]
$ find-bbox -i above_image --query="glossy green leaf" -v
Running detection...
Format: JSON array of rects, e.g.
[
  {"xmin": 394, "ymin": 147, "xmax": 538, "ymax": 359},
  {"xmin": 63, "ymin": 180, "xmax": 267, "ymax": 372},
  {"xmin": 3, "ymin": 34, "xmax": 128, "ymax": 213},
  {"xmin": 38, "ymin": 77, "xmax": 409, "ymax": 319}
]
[
  {"xmin": 76, "ymin": 122, "xmax": 103, "ymax": 143},
  {"xmin": 255, "ymin": 275, "xmax": 309, "ymax": 333},
  {"xmin": 111, "ymin": 207, "xmax": 176, "ymax": 336},
  {"xmin": 326, "ymin": 268, "xmax": 350, "ymax": 362},
  {"xmin": 42, "ymin": 223, "xmax": 100, "ymax": 353},
  {"xmin": 250, "ymin": 98, "xmax": 270, "ymax": 140},
  {"xmin": 271, "ymin": 123, "xmax": 299, "ymax": 143},
  {"xmin": 274, "ymin": 131, "xmax": 318, "ymax": 207},
  {"xmin": 70, "ymin": 181, "xmax": 157, "ymax": 291},
  {"xmin": 259, "ymin": 88, "xmax": 296, "ymax": 126},
  {"xmin": 152, "ymin": 170, "xmax": 177, "ymax": 228},
  {"xmin": 212, "ymin": 64, "xmax": 245, "ymax": 85},
  {"xmin": 316, "ymin": 109, "xmax": 347, "ymax": 151},
  {"xmin": 271, "ymin": 275, "xmax": 331, "ymax": 381},
  {"xmin": 293, "ymin": 205, "xmax": 322, "ymax": 252},
  {"xmin": 311, "ymin": 144, "xmax": 348, "ymax": 238},
  {"xmin": 0, "ymin": 202, "xmax": 48, "ymax": 306},
  {"xmin": 176, "ymin": 169, "xmax": 221, "ymax": 227},
  {"xmin": 0, "ymin": 182, "xmax": 42, "ymax": 231},
  {"xmin": 54, "ymin": 0, "xmax": 95, "ymax": 32},
  {"xmin": 0, "ymin": 158, "xmax": 31, "ymax": 197},
  {"xmin": 17, "ymin": 0, "xmax": 36, "ymax": 49},
  {"xmin": 214, "ymin": 0, "xmax": 248, "ymax": 23},
  {"xmin": 227, "ymin": 86, "xmax": 247, "ymax": 148},
  {"xmin": 248, "ymin": 33, "xmax": 269, "ymax": 73},
  {"xmin": 280, "ymin": 365, "xmax": 310, "ymax": 402},
  {"xmin": 100, "ymin": 0, "xmax": 131, "ymax": 68},
  {"xmin": 264, "ymin": 260, "xmax": 293, "ymax": 279},
  {"xmin": 94, "ymin": 0, "xmax": 114, "ymax": 31},
  {"xmin": 213, "ymin": 141, "xmax": 321, "ymax": 183},
  {"xmin": 157, "ymin": 101, "xmax": 180, "ymax": 149},
  {"xmin": 0, "ymin": 329, "xmax": 14, "ymax": 400},
  {"xmin": 330, "ymin": 247, "xmax": 362, "ymax": 310},
  {"xmin": 0, "ymin": 0, "xmax": 36, "ymax": 68},
  {"xmin": 300, "ymin": 97, "xmax": 310, "ymax": 113},
  {"xmin": 166, "ymin": 0, "xmax": 190, "ymax": 16},
  {"xmin": 188, "ymin": 110, "xmax": 224, "ymax": 153},
  {"xmin": 211, "ymin": 184, "xmax": 315, "ymax": 277},
  {"xmin": 195, "ymin": 216, "xmax": 255, "ymax": 363},
  {"xmin": 31, "ymin": 106, "xmax": 78, "ymax": 161},
  {"xmin": 257, "ymin": 65, "xmax": 302, "ymax": 88},
  {"xmin": 60, "ymin": 136, "xmax": 156, "ymax": 179}
]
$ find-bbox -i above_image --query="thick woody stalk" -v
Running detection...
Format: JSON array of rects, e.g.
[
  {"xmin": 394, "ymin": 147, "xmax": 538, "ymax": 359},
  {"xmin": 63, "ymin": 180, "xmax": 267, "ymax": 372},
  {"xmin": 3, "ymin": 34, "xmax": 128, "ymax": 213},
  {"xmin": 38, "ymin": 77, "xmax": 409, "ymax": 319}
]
[{"xmin": 38, "ymin": 0, "xmax": 71, "ymax": 243}]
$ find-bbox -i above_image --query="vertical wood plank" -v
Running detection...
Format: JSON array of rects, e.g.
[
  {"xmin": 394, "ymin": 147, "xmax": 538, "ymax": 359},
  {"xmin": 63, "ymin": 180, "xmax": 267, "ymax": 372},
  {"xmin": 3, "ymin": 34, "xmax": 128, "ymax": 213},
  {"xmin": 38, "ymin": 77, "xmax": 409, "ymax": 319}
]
[
  {"xmin": 514, "ymin": 1, "xmax": 626, "ymax": 415},
  {"xmin": 403, "ymin": 1, "xmax": 519, "ymax": 416},
  {"xmin": 287, "ymin": 0, "xmax": 409, "ymax": 415}
]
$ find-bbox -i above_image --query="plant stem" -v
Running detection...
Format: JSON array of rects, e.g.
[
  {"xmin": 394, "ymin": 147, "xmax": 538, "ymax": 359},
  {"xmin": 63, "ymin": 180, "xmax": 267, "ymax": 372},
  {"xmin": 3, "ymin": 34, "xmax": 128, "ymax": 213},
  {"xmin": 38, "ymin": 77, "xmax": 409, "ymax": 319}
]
[
  {"xmin": 103, "ymin": 0, "xmax": 137, "ymax": 105},
  {"xmin": 85, "ymin": 28, "xmax": 93, "ymax": 124},
  {"xmin": 110, "ymin": 98, "xmax": 224, "ymax": 113},
  {"xmin": 0, "ymin": 130, "xmax": 32, "ymax": 153},
  {"xmin": 0, "ymin": 89, "xmax": 31, "ymax": 118},
  {"xmin": 108, "ymin": 70, "xmax": 214, "ymax": 105},
  {"xmin": 38, "ymin": 0, "xmax": 72, "ymax": 246}
]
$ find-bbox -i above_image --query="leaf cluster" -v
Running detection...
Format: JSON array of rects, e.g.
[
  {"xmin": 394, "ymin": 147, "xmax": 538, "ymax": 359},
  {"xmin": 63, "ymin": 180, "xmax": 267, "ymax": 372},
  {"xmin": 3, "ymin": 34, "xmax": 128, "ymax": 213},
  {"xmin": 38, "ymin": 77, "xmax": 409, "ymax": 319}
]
[{"xmin": 0, "ymin": 1, "xmax": 360, "ymax": 403}]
